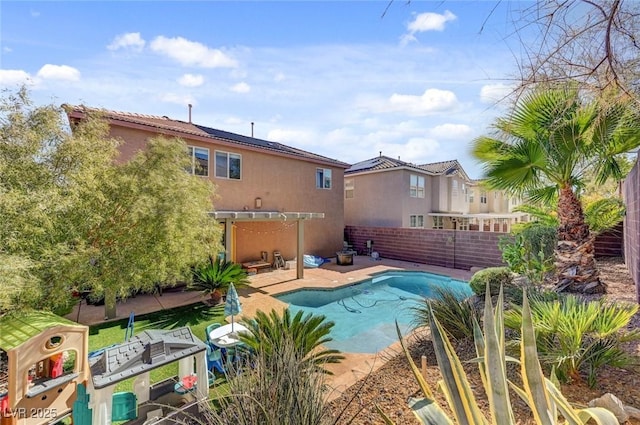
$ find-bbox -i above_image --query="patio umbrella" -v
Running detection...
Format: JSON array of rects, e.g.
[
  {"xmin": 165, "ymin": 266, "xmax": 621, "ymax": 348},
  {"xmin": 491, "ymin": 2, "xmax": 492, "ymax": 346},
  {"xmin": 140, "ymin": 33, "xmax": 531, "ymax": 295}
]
[{"xmin": 224, "ymin": 283, "xmax": 242, "ymax": 332}]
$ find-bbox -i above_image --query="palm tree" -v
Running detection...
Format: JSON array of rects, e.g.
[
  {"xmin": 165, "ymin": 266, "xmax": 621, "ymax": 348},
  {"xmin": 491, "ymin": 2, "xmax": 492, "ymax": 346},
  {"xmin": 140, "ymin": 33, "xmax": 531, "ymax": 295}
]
[
  {"xmin": 472, "ymin": 86, "xmax": 640, "ymax": 294},
  {"xmin": 191, "ymin": 256, "xmax": 249, "ymax": 303},
  {"xmin": 241, "ymin": 308, "xmax": 345, "ymax": 374}
]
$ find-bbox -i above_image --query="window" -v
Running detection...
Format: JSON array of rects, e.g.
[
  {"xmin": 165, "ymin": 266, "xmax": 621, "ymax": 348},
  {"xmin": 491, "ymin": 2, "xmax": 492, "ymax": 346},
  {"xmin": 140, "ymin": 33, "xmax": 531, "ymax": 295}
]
[
  {"xmin": 432, "ymin": 216, "xmax": 443, "ymax": 229},
  {"xmin": 452, "ymin": 179, "xmax": 459, "ymax": 197},
  {"xmin": 410, "ymin": 174, "xmax": 425, "ymax": 198},
  {"xmin": 480, "ymin": 191, "xmax": 487, "ymax": 204},
  {"xmin": 187, "ymin": 146, "xmax": 209, "ymax": 176},
  {"xmin": 468, "ymin": 190, "xmax": 475, "ymax": 203},
  {"xmin": 345, "ymin": 179, "xmax": 354, "ymax": 199},
  {"xmin": 410, "ymin": 215, "xmax": 424, "ymax": 228},
  {"xmin": 215, "ymin": 151, "xmax": 241, "ymax": 180},
  {"xmin": 316, "ymin": 168, "xmax": 332, "ymax": 189},
  {"xmin": 458, "ymin": 218, "xmax": 469, "ymax": 231}
]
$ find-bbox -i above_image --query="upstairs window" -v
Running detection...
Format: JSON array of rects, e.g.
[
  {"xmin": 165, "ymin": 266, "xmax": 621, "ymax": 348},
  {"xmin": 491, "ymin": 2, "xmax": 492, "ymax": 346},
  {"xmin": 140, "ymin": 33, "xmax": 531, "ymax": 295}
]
[
  {"xmin": 345, "ymin": 179, "xmax": 354, "ymax": 198},
  {"xmin": 188, "ymin": 146, "xmax": 209, "ymax": 176},
  {"xmin": 468, "ymin": 190, "xmax": 475, "ymax": 203},
  {"xmin": 215, "ymin": 151, "xmax": 241, "ymax": 180},
  {"xmin": 316, "ymin": 168, "xmax": 332, "ymax": 189},
  {"xmin": 480, "ymin": 191, "xmax": 487, "ymax": 204},
  {"xmin": 452, "ymin": 179, "xmax": 459, "ymax": 197},
  {"xmin": 410, "ymin": 215, "xmax": 424, "ymax": 228},
  {"xmin": 410, "ymin": 174, "xmax": 425, "ymax": 198}
]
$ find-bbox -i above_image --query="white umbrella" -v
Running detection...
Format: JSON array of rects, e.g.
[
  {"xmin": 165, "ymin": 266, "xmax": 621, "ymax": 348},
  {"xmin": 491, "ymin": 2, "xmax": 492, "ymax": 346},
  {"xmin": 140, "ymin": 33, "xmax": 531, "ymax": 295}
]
[{"xmin": 224, "ymin": 283, "xmax": 242, "ymax": 332}]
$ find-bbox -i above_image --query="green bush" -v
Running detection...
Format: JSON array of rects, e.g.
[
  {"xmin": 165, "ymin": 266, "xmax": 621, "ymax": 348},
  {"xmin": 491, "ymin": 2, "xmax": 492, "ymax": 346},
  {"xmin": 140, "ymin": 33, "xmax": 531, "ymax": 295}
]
[
  {"xmin": 412, "ymin": 287, "xmax": 480, "ymax": 340},
  {"xmin": 499, "ymin": 223, "xmax": 556, "ymax": 284},
  {"xmin": 469, "ymin": 267, "xmax": 513, "ymax": 297},
  {"xmin": 504, "ymin": 295, "xmax": 640, "ymax": 387}
]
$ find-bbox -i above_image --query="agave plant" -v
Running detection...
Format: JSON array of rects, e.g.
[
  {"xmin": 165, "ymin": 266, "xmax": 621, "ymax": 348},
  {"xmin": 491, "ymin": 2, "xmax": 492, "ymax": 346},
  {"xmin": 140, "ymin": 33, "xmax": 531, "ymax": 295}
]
[
  {"xmin": 241, "ymin": 308, "xmax": 344, "ymax": 374},
  {"xmin": 191, "ymin": 256, "xmax": 249, "ymax": 303},
  {"xmin": 377, "ymin": 285, "xmax": 619, "ymax": 424}
]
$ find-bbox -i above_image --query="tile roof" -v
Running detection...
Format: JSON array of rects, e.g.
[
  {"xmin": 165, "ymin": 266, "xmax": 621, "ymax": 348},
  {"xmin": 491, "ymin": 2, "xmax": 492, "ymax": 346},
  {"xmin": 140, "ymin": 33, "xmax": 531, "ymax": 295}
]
[
  {"xmin": 418, "ymin": 159, "xmax": 461, "ymax": 175},
  {"xmin": 64, "ymin": 105, "xmax": 349, "ymax": 168},
  {"xmin": 345, "ymin": 155, "xmax": 433, "ymax": 174}
]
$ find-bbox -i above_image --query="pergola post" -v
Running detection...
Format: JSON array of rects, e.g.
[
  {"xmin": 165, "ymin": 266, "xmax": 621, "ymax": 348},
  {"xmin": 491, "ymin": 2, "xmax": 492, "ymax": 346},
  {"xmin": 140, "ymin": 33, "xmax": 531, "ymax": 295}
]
[
  {"xmin": 224, "ymin": 218, "xmax": 234, "ymax": 261},
  {"xmin": 296, "ymin": 219, "xmax": 305, "ymax": 279}
]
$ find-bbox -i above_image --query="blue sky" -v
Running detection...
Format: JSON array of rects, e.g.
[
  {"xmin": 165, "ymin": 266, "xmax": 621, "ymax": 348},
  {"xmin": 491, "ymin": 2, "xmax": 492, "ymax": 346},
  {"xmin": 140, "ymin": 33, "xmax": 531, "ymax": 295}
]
[{"xmin": 0, "ymin": 1, "xmax": 530, "ymax": 178}]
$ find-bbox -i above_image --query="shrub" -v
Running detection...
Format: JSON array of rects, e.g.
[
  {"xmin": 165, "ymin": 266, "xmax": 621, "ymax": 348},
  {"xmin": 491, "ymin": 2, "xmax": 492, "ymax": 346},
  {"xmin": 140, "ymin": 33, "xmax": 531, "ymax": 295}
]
[
  {"xmin": 412, "ymin": 287, "xmax": 480, "ymax": 340},
  {"xmin": 377, "ymin": 286, "xmax": 619, "ymax": 424},
  {"xmin": 204, "ymin": 335, "xmax": 333, "ymax": 425},
  {"xmin": 469, "ymin": 267, "xmax": 513, "ymax": 297},
  {"xmin": 499, "ymin": 223, "xmax": 556, "ymax": 284},
  {"xmin": 503, "ymin": 295, "xmax": 640, "ymax": 387},
  {"xmin": 241, "ymin": 308, "xmax": 344, "ymax": 374}
]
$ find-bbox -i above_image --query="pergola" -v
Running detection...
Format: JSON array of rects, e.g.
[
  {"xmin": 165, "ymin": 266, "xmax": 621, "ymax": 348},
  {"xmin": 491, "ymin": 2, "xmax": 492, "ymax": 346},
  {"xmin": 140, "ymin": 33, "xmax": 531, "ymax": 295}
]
[{"xmin": 209, "ymin": 211, "xmax": 325, "ymax": 279}]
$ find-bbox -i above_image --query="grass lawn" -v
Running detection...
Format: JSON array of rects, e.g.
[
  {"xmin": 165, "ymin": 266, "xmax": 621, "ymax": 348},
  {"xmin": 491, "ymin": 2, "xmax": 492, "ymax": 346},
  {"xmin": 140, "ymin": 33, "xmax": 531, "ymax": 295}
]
[{"xmin": 88, "ymin": 302, "xmax": 226, "ymax": 392}]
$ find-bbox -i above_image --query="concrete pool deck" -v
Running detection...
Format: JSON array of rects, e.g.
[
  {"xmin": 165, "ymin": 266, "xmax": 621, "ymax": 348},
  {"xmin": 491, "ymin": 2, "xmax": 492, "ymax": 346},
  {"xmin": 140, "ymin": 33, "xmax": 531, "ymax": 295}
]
[{"xmin": 65, "ymin": 255, "xmax": 473, "ymax": 401}]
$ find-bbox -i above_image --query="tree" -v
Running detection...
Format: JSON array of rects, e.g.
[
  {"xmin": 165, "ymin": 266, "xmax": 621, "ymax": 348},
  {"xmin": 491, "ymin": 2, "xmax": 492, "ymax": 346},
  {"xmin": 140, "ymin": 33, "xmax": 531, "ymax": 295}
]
[
  {"xmin": 0, "ymin": 88, "xmax": 222, "ymax": 318},
  {"xmin": 500, "ymin": 1, "xmax": 640, "ymax": 101},
  {"xmin": 472, "ymin": 86, "xmax": 640, "ymax": 294}
]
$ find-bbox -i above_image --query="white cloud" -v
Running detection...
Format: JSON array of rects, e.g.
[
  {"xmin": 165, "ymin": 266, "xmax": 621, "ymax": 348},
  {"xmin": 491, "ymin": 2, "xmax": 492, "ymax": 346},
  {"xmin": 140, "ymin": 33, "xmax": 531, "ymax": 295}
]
[
  {"xmin": 274, "ymin": 72, "xmax": 286, "ymax": 82},
  {"xmin": 0, "ymin": 69, "xmax": 32, "ymax": 86},
  {"xmin": 150, "ymin": 36, "xmax": 237, "ymax": 68},
  {"xmin": 107, "ymin": 32, "xmax": 146, "ymax": 52},
  {"xmin": 386, "ymin": 88, "xmax": 459, "ymax": 115},
  {"xmin": 178, "ymin": 73, "xmax": 204, "ymax": 87},
  {"xmin": 158, "ymin": 92, "xmax": 196, "ymax": 106},
  {"xmin": 408, "ymin": 10, "xmax": 457, "ymax": 33},
  {"xmin": 480, "ymin": 83, "xmax": 513, "ymax": 104},
  {"xmin": 429, "ymin": 123, "xmax": 472, "ymax": 139},
  {"xmin": 30, "ymin": 9, "xmax": 40, "ymax": 18},
  {"xmin": 382, "ymin": 137, "xmax": 441, "ymax": 163},
  {"xmin": 230, "ymin": 82, "xmax": 250, "ymax": 93},
  {"xmin": 3, "ymin": 47, "xmax": 12, "ymax": 53},
  {"xmin": 36, "ymin": 64, "xmax": 81, "ymax": 81},
  {"xmin": 267, "ymin": 128, "xmax": 314, "ymax": 146}
]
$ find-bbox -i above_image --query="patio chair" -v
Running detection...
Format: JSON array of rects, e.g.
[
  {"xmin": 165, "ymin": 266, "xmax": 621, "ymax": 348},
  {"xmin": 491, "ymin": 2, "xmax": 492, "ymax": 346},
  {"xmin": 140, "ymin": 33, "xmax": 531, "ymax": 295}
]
[
  {"xmin": 206, "ymin": 344, "xmax": 225, "ymax": 374},
  {"xmin": 205, "ymin": 323, "xmax": 221, "ymax": 345}
]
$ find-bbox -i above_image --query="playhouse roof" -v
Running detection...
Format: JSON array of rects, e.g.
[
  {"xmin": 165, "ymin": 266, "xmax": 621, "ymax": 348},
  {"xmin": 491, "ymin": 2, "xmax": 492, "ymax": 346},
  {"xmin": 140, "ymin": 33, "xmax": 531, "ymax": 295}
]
[
  {"xmin": 89, "ymin": 326, "xmax": 207, "ymax": 389},
  {"xmin": 0, "ymin": 311, "xmax": 86, "ymax": 351}
]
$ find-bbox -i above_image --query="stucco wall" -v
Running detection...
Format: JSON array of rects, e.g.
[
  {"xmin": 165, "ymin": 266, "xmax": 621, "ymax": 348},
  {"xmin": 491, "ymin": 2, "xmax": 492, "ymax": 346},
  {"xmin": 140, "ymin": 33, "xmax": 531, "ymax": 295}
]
[
  {"xmin": 623, "ymin": 155, "xmax": 640, "ymax": 302},
  {"xmin": 344, "ymin": 225, "xmax": 506, "ymax": 270},
  {"xmin": 344, "ymin": 170, "xmax": 433, "ymax": 228},
  {"xmin": 107, "ymin": 125, "xmax": 345, "ymax": 261}
]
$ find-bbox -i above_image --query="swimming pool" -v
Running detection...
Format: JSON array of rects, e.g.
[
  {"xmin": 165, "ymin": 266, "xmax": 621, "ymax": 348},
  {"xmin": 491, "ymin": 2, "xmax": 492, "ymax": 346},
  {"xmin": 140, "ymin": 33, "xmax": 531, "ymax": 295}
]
[{"xmin": 276, "ymin": 271, "xmax": 472, "ymax": 354}]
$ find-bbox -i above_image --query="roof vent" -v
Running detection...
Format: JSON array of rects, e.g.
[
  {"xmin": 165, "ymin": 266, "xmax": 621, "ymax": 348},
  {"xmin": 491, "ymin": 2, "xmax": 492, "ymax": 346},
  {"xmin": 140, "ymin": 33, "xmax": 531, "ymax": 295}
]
[{"xmin": 188, "ymin": 104, "xmax": 192, "ymax": 123}]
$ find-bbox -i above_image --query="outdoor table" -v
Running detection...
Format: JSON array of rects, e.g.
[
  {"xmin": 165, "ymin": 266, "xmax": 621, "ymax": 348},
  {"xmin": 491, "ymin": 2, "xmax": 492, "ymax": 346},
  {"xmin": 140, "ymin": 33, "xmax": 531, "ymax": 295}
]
[{"xmin": 209, "ymin": 323, "xmax": 250, "ymax": 348}]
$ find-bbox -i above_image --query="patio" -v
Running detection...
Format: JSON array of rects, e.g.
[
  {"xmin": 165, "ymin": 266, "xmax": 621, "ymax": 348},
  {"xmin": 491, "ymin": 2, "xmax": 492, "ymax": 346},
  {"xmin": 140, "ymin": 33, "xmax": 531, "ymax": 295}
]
[{"xmin": 65, "ymin": 255, "xmax": 473, "ymax": 401}]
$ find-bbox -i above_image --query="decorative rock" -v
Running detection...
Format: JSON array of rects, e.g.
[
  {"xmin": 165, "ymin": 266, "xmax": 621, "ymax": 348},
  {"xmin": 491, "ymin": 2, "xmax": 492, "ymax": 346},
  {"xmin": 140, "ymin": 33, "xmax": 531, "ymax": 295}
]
[
  {"xmin": 624, "ymin": 405, "xmax": 640, "ymax": 420},
  {"xmin": 589, "ymin": 393, "xmax": 629, "ymax": 423}
]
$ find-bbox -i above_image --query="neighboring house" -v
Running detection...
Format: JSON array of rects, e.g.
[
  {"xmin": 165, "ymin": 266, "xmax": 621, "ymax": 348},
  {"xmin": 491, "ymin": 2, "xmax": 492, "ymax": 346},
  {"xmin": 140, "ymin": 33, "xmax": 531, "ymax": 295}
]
[
  {"xmin": 344, "ymin": 155, "xmax": 527, "ymax": 232},
  {"xmin": 66, "ymin": 106, "xmax": 349, "ymax": 277}
]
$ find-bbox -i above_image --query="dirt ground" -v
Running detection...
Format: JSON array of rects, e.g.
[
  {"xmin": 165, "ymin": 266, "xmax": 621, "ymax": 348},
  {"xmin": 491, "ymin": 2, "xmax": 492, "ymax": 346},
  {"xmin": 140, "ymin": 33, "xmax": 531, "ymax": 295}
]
[{"xmin": 328, "ymin": 257, "xmax": 640, "ymax": 424}]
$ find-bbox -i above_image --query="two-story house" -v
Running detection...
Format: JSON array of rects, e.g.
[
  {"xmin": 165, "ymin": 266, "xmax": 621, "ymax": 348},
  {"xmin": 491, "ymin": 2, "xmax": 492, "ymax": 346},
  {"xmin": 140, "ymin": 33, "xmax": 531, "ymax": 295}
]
[
  {"xmin": 344, "ymin": 155, "xmax": 526, "ymax": 233},
  {"xmin": 66, "ymin": 106, "xmax": 349, "ymax": 278}
]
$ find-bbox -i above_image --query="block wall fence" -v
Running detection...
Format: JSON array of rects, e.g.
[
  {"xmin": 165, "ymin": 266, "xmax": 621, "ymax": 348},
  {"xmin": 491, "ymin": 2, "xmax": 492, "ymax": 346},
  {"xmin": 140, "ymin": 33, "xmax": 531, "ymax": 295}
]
[
  {"xmin": 623, "ymin": 156, "xmax": 640, "ymax": 302},
  {"xmin": 345, "ymin": 224, "xmax": 625, "ymax": 272}
]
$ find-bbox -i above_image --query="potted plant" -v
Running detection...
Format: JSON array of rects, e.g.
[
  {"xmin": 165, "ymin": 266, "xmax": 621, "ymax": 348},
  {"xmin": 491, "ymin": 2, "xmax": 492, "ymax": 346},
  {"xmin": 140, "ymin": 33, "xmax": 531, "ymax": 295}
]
[{"xmin": 191, "ymin": 256, "xmax": 250, "ymax": 304}]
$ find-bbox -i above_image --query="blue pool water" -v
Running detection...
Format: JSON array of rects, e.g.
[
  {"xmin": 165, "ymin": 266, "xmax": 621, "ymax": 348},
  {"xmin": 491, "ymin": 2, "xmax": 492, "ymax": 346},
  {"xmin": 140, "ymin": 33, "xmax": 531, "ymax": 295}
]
[{"xmin": 276, "ymin": 271, "xmax": 472, "ymax": 354}]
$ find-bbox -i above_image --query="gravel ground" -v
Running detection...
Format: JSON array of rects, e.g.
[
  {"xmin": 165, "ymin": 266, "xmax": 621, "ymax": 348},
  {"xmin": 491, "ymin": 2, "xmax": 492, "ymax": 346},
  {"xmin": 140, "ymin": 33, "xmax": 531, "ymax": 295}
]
[{"xmin": 328, "ymin": 257, "xmax": 640, "ymax": 424}]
